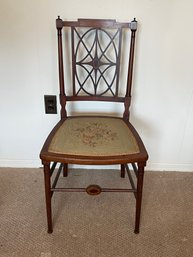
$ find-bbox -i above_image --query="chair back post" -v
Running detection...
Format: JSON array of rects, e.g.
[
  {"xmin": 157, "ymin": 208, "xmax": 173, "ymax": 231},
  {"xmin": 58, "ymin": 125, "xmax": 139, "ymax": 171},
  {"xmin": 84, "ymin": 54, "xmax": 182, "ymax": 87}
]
[
  {"xmin": 123, "ymin": 18, "xmax": 137, "ymax": 121},
  {"xmin": 56, "ymin": 16, "xmax": 67, "ymax": 119}
]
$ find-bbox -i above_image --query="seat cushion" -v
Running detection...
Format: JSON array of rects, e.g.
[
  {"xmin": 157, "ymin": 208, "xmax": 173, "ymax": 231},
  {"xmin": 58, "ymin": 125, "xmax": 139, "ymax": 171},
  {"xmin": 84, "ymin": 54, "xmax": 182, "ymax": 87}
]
[{"xmin": 48, "ymin": 117, "xmax": 139, "ymax": 156}]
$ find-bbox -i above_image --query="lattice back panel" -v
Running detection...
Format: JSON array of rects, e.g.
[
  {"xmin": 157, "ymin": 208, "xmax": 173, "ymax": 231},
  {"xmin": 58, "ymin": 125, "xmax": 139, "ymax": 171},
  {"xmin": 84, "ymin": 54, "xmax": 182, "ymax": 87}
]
[{"xmin": 71, "ymin": 27, "xmax": 122, "ymax": 97}]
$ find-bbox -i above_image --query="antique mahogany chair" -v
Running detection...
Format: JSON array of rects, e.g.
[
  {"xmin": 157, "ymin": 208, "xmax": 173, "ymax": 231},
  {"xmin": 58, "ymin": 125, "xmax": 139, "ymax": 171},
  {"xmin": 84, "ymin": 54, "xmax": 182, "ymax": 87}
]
[{"xmin": 40, "ymin": 17, "xmax": 148, "ymax": 234}]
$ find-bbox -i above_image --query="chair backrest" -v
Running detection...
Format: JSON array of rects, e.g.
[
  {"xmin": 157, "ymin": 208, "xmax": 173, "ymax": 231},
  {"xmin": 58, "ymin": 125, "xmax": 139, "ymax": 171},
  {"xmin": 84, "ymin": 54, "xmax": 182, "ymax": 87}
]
[{"xmin": 56, "ymin": 17, "xmax": 137, "ymax": 120}]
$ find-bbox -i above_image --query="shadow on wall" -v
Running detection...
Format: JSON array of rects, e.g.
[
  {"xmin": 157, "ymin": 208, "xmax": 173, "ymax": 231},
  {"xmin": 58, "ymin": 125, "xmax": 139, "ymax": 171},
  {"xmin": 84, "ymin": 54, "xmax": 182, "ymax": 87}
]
[{"xmin": 131, "ymin": 113, "xmax": 160, "ymax": 168}]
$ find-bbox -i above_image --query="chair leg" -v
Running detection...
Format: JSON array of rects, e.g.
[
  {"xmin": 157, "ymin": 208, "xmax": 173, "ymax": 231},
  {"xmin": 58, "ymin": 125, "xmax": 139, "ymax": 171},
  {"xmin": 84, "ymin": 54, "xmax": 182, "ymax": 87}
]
[
  {"xmin": 134, "ymin": 162, "xmax": 145, "ymax": 234},
  {"xmin": 63, "ymin": 163, "xmax": 68, "ymax": 177},
  {"xmin": 120, "ymin": 164, "xmax": 125, "ymax": 178},
  {"xmin": 43, "ymin": 163, "xmax": 53, "ymax": 233}
]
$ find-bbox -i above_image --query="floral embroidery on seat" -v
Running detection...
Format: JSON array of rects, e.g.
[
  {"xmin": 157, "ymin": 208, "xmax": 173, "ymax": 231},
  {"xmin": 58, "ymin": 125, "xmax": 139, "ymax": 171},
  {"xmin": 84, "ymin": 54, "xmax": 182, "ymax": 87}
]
[{"xmin": 73, "ymin": 122, "xmax": 117, "ymax": 147}]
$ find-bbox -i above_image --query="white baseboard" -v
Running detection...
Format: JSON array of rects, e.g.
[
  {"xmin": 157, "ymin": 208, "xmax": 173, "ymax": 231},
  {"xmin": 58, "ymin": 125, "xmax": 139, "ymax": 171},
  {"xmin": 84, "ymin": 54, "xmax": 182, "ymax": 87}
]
[
  {"xmin": 0, "ymin": 159, "xmax": 42, "ymax": 168},
  {"xmin": 147, "ymin": 163, "xmax": 193, "ymax": 172},
  {"xmin": 0, "ymin": 159, "xmax": 193, "ymax": 172}
]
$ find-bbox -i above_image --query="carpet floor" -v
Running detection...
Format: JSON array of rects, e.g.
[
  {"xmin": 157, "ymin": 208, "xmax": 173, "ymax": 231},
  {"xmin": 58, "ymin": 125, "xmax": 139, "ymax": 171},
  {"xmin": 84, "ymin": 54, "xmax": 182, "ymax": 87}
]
[{"xmin": 0, "ymin": 168, "xmax": 193, "ymax": 257}]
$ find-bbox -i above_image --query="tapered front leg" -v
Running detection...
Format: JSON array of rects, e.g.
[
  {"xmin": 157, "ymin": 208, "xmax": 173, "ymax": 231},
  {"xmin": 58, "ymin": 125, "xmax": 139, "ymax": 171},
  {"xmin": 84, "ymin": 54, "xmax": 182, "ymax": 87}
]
[
  {"xmin": 43, "ymin": 163, "xmax": 53, "ymax": 233},
  {"xmin": 134, "ymin": 162, "xmax": 145, "ymax": 234}
]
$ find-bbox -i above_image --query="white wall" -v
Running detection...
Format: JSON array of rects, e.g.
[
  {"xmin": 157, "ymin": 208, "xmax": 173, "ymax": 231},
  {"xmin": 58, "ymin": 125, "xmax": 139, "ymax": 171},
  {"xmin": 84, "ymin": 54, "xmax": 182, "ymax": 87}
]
[{"xmin": 0, "ymin": 0, "xmax": 193, "ymax": 171}]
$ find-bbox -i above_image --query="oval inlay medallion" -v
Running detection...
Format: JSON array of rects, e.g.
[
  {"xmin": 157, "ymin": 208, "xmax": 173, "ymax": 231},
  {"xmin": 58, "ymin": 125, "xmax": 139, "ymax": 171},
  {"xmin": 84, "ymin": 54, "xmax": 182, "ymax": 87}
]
[{"xmin": 86, "ymin": 184, "xmax": 102, "ymax": 195}]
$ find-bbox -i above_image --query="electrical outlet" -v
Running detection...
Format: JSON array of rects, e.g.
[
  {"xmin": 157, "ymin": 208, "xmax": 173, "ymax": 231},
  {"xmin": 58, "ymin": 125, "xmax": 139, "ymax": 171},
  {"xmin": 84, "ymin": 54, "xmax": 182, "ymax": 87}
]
[{"xmin": 44, "ymin": 95, "xmax": 57, "ymax": 114}]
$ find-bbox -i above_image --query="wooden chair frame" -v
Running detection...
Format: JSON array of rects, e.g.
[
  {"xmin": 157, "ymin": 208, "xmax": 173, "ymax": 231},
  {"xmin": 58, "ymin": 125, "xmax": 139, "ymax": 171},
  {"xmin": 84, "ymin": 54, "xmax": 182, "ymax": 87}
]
[{"xmin": 40, "ymin": 17, "xmax": 148, "ymax": 234}]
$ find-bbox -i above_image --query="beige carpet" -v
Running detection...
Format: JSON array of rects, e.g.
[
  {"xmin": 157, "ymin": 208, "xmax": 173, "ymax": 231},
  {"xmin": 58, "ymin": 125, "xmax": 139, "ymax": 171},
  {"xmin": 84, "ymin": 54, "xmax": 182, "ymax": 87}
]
[{"xmin": 0, "ymin": 168, "xmax": 193, "ymax": 257}]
